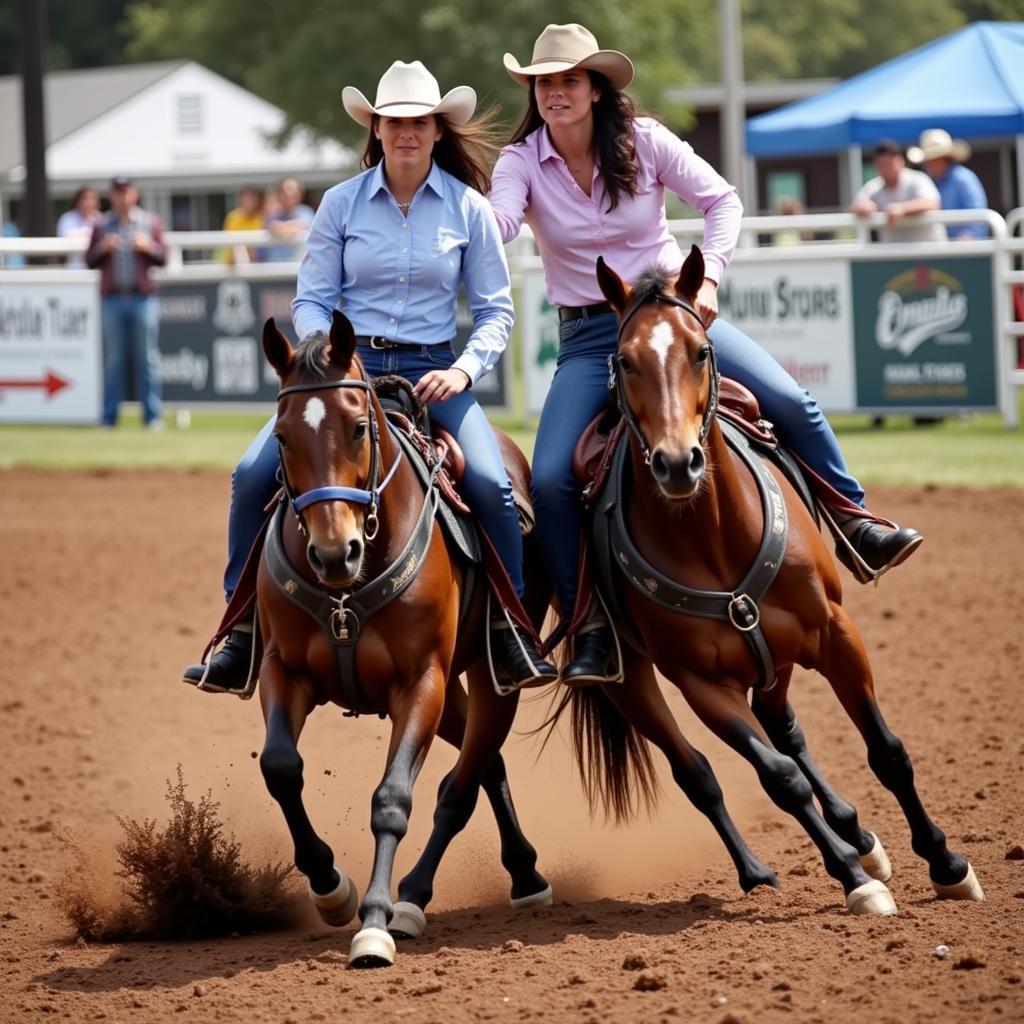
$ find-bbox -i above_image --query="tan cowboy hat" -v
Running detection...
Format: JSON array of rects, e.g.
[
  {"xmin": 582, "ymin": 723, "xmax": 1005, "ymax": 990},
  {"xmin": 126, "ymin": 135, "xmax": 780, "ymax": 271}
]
[
  {"xmin": 907, "ymin": 129, "xmax": 972, "ymax": 164},
  {"xmin": 503, "ymin": 23, "xmax": 634, "ymax": 90},
  {"xmin": 342, "ymin": 60, "xmax": 476, "ymax": 128}
]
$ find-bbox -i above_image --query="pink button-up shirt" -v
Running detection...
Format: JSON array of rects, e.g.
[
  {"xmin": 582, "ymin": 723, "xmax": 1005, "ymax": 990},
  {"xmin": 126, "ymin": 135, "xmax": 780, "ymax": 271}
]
[{"xmin": 489, "ymin": 117, "xmax": 742, "ymax": 306}]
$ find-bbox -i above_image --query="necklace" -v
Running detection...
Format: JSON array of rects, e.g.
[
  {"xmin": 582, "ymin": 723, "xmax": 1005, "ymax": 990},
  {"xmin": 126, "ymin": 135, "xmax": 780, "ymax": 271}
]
[{"xmin": 397, "ymin": 200, "xmax": 412, "ymax": 215}]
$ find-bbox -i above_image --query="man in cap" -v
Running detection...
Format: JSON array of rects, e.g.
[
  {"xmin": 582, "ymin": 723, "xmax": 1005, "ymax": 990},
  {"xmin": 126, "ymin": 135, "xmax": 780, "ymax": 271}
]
[
  {"xmin": 908, "ymin": 129, "xmax": 989, "ymax": 241},
  {"xmin": 85, "ymin": 176, "xmax": 166, "ymax": 428},
  {"xmin": 850, "ymin": 140, "xmax": 944, "ymax": 243}
]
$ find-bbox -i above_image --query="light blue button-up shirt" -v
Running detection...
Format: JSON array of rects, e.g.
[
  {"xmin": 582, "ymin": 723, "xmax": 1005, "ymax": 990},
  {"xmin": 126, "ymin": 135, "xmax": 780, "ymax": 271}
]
[{"xmin": 292, "ymin": 161, "xmax": 514, "ymax": 385}]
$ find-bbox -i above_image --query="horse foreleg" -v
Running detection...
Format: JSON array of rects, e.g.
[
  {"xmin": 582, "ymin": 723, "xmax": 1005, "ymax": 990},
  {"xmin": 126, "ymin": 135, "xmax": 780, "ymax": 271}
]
[
  {"xmin": 259, "ymin": 658, "xmax": 357, "ymax": 926},
  {"xmin": 752, "ymin": 671, "xmax": 889, "ymax": 879},
  {"xmin": 820, "ymin": 606, "xmax": 982, "ymax": 899},
  {"xmin": 394, "ymin": 664, "xmax": 549, "ymax": 939},
  {"xmin": 603, "ymin": 652, "xmax": 778, "ymax": 893},
  {"xmin": 677, "ymin": 674, "xmax": 896, "ymax": 915},
  {"xmin": 349, "ymin": 666, "xmax": 445, "ymax": 968}
]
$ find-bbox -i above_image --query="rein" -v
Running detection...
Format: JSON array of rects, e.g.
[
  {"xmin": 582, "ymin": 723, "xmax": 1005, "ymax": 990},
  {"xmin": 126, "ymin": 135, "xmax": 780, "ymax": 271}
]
[
  {"xmin": 609, "ymin": 293, "xmax": 720, "ymax": 463},
  {"xmin": 276, "ymin": 373, "xmax": 403, "ymax": 542}
]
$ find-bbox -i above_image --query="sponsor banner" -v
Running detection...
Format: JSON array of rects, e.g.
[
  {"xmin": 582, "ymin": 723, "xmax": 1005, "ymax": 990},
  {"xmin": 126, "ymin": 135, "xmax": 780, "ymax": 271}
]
[
  {"xmin": 718, "ymin": 261, "xmax": 855, "ymax": 411},
  {"xmin": 851, "ymin": 257, "xmax": 996, "ymax": 409},
  {"xmin": 0, "ymin": 278, "xmax": 101, "ymax": 423},
  {"xmin": 520, "ymin": 269, "xmax": 559, "ymax": 416},
  {"xmin": 157, "ymin": 278, "xmax": 507, "ymax": 408}
]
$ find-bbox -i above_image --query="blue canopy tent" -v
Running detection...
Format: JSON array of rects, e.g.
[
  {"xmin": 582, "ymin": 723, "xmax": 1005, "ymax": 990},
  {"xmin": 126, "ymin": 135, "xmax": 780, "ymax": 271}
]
[{"xmin": 746, "ymin": 22, "xmax": 1024, "ymax": 157}]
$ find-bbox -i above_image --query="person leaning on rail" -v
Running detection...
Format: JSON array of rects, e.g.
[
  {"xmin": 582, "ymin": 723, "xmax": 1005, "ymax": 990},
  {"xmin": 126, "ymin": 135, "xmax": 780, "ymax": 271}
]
[{"xmin": 489, "ymin": 24, "xmax": 923, "ymax": 685}]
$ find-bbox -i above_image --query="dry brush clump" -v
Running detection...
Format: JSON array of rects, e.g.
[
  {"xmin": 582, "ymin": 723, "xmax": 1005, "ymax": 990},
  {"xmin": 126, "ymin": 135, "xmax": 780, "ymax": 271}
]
[{"xmin": 60, "ymin": 767, "xmax": 302, "ymax": 941}]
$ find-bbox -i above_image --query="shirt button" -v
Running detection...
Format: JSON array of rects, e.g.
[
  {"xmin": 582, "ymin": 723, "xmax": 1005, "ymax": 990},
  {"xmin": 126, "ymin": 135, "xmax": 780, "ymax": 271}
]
[
  {"xmin": 389, "ymin": 317, "xmax": 396, "ymax": 324},
  {"xmin": 399, "ymin": 276, "xmax": 406, "ymax": 282},
  {"xmin": 402, "ymin": 223, "xmax": 408, "ymax": 229},
  {"xmin": 401, "ymin": 247, "xmax": 408, "ymax": 254},
  {"xmin": 397, "ymin": 299, "xmax": 403, "ymax": 305}
]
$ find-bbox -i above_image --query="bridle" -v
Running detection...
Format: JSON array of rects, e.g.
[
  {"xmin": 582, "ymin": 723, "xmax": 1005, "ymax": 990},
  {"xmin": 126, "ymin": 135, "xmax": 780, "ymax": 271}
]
[
  {"xmin": 608, "ymin": 292, "xmax": 720, "ymax": 465},
  {"xmin": 275, "ymin": 370, "xmax": 402, "ymax": 543}
]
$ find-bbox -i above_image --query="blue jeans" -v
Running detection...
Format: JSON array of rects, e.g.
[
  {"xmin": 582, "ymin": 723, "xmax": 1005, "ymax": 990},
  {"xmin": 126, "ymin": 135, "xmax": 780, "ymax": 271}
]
[
  {"xmin": 531, "ymin": 311, "xmax": 866, "ymax": 615},
  {"xmin": 222, "ymin": 343, "xmax": 524, "ymax": 601},
  {"xmin": 100, "ymin": 294, "xmax": 161, "ymax": 425}
]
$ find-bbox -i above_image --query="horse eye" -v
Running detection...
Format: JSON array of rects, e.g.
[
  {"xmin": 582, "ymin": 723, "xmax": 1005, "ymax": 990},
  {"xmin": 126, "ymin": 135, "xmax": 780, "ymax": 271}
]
[
  {"xmin": 618, "ymin": 355, "xmax": 634, "ymax": 374},
  {"xmin": 274, "ymin": 433, "xmax": 288, "ymax": 450},
  {"xmin": 696, "ymin": 344, "xmax": 711, "ymax": 364},
  {"xmin": 353, "ymin": 421, "xmax": 368, "ymax": 442}
]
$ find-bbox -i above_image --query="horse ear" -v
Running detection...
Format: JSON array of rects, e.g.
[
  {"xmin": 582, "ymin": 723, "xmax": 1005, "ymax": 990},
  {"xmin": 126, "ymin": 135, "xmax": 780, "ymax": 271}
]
[
  {"xmin": 262, "ymin": 318, "xmax": 294, "ymax": 377},
  {"xmin": 328, "ymin": 310, "xmax": 357, "ymax": 371},
  {"xmin": 675, "ymin": 244, "xmax": 705, "ymax": 303},
  {"xmin": 596, "ymin": 256, "xmax": 631, "ymax": 312}
]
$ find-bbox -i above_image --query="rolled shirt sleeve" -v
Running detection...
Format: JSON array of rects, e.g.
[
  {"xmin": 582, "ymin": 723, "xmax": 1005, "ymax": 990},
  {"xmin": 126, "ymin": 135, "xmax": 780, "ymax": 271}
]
[{"xmin": 292, "ymin": 192, "xmax": 344, "ymax": 341}]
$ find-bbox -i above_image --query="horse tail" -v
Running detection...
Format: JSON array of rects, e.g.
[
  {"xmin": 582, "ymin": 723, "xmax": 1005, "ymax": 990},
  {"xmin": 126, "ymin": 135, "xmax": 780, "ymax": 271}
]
[{"xmin": 544, "ymin": 681, "xmax": 659, "ymax": 825}]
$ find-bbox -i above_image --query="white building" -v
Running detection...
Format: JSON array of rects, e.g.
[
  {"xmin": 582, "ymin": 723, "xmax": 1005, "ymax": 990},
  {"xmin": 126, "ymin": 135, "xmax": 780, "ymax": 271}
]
[{"xmin": 0, "ymin": 60, "xmax": 354, "ymax": 229}]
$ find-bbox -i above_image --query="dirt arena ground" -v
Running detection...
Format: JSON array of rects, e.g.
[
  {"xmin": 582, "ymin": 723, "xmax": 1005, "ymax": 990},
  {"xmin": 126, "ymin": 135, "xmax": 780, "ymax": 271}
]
[{"xmin": 1, "ymin": 469, "xmax": 1022, "ymax": 1024}]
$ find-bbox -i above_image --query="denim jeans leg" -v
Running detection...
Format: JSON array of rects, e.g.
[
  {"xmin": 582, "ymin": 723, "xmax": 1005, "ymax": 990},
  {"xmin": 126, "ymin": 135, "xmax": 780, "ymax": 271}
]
[
  {"xmin": 709, "ymin": 318, "xmax": 866, "ymax": 507},
  {"xmin": 531, "ymin": 313, "xmax": 619, "ymax": 615},
  {"xmin": 101, "ymin": 297, "xmax": 126, "ymax": 426},
  {"xmin": 223, "ymin": 415, "xmax": 281, "ymax": 600},
  {"xmin": 133, "ymin": 296, "xmax": 162, "ymax": 424}
]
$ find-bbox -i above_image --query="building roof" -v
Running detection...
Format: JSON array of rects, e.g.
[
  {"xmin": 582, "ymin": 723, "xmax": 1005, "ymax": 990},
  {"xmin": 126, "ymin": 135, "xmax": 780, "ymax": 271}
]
[{"xmin": 0, "ymin": 61, "xmax": 185, "ymax": 174}]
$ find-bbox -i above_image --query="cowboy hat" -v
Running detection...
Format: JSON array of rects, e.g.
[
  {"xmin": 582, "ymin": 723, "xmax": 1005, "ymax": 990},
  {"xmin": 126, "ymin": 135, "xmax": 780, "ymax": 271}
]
[
  {"xmin": 503, "ymin": 23, "xmax": 634, "ymax": 90},
  {"xmin": 907, "ymin": 129, "xmax": 972, "ymax": 165},
  {"xmin": 342, "ymin": 60, "xmax": 476, "ymax": 128}
]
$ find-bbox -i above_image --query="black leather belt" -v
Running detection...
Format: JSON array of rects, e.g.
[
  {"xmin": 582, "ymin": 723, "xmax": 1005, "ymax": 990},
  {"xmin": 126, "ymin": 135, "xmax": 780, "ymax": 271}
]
[
  {"xmin": 558, "ymin": 301, "xmax": 613, "ymax": 323},
  {"xmin": 355, "ymin": 336, "xmax": 423, "ymax": 350}
]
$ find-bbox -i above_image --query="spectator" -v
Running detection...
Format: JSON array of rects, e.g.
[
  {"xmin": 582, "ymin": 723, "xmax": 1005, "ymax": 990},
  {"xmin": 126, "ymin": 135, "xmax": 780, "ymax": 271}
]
[
  {"xmin": 772, "ymin": 196, "xmax": 812, "ymax": 246},
  {"xmin": 85, "ymin": 176, "xmax": 166, "ymax": 429},
  {"xmin": 850, "ymin": 140, "xmax": 944, "ymax": 243},
  {"xmin": 0, "ymin": 215, "xmax": 26, "ymax": 268},
  {"xmin": 56, "ymin": 187, "xmax": 101, "ymax": 268},
  {"xmin": 907, "ymin": 129, "xmax": 989, "ymax": 241},
  {"xmin": 264, "ymin": 177, "xmax": 314, "ymax": 261},
  {"xmin": 221, "ymin": 185, "xmax": 266, "ymax": 264}
]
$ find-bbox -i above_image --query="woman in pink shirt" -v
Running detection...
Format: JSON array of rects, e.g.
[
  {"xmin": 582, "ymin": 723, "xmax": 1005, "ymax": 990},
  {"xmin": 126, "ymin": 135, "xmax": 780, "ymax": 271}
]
[{"xmin": 491, "ymin": 24, "xmax": 922, "ymax": 684}]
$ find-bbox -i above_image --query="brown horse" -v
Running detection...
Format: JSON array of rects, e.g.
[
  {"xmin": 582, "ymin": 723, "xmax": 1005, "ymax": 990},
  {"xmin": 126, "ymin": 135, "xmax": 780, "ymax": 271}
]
[
  {"xmin": 555, "ymin": 247, "xmax": 984, "ymax": 916},
  {"xmin": 256, "ymin": 312, "xmax": 551, "ymax": 968}
]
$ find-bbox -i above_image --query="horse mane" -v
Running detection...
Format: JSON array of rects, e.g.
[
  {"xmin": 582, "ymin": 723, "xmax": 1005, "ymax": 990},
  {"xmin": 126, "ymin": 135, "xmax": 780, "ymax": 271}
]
[
  {"xmin": 631, "ymin": 266, "xmax": 673, "ymax": 305},
  {"xmin": 293, "ymin": 331, "xmax": 332, "ymax": 380}
]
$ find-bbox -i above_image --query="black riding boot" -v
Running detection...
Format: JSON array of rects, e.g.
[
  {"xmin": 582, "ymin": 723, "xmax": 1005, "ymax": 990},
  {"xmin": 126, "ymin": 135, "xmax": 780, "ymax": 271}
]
[
  {"xmin": 833, "ymin": 512, "xmax": 923, "ymax": 578},
  {"xmin": 489, "ymin": 619, "xmax": 558, "ymax": 695},
  {"xmin": 182, "ymin": 626, "xmax": 253, "ymax": 694},
  {"xmin": 562, "ymin": 617, "xmax": 617, "ymax": 686}
]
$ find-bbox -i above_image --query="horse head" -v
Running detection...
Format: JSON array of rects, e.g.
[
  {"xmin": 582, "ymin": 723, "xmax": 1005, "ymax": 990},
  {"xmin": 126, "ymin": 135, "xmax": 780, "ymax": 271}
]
[
  {"xmin": 597, "ymin": 245, "xmax": 716, "ymax": 500},
  {"xmin": 264, "ymin": 310, "xmax": 385, "ymax": 589}
]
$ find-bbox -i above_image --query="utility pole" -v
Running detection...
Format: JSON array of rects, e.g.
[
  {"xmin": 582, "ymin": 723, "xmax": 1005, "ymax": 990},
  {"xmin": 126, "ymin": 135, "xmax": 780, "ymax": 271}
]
[
  {"xmin": 18, "ymin": 0, "xmax": 51, "ymax": 236},
  {"xmin": 719, "ymin": 0, "xmax": 746, "ymax": 205}
]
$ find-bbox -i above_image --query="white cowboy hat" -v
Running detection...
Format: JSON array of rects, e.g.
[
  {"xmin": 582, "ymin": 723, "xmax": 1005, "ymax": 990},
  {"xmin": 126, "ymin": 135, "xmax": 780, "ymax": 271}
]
[
  {"xmin": 503, "ymin": 23, "xmax": 634, "ymax": 90},
  {"xmin": 342, "ymin": 60, "xmax": 476, "ymax": 128},
  {"xmin": 907, "ymin": 129, "xmax": 972, "ymax": 165}
]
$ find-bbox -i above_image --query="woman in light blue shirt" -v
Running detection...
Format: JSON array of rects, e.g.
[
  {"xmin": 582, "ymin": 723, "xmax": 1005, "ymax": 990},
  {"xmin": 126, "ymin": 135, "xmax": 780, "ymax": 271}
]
[{"xmin": 184, "ymin": 61, "xmax": 556, "ymax": 694}]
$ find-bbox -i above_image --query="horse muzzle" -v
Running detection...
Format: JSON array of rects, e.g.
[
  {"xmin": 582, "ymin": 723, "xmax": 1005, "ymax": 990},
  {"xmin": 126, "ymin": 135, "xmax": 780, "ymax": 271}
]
[
  {"xmin": 307, "ymin": 537, "xmax": 364, "ymax": 589},
  {"xmin": 649, "ymin": 444, "xmax": 706, "ymax": 499}
]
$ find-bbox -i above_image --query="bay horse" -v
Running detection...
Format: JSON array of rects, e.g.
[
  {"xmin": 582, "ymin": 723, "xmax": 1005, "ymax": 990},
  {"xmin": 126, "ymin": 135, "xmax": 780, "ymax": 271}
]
[
  {"xmin": 256, "ymin": 312, "xmax": 551, "ymax": 967},
  {"xmin": 553, "ymin": 247, "xmax": 984, "ymax": 916}
]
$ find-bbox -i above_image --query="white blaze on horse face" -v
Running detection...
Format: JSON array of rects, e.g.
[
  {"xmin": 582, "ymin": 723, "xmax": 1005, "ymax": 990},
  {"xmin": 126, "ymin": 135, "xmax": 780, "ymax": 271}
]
[
  {"xmin": 645, "ymin": 320, "xmax": 675, "ymax": 371},
  {"xmin": 303, "ymin": 396, "xmax": 327, "ymax": 433}
]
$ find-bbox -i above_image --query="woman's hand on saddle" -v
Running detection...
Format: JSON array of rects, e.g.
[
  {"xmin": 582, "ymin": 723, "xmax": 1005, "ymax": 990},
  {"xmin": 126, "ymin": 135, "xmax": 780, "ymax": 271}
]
[
  {"xmin": 695, "ymin": 278, "xmax": 719, "ymax": 330},
  {"xmin": 413, "ymin": 367, "xmax": 471, "ymax": 404}
]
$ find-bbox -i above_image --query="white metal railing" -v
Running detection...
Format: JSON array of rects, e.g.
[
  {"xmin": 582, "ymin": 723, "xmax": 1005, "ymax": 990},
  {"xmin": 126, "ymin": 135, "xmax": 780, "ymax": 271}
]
[{"xmin": 1, "ymin": 209, "xmax": 1022, "ymax": 425}]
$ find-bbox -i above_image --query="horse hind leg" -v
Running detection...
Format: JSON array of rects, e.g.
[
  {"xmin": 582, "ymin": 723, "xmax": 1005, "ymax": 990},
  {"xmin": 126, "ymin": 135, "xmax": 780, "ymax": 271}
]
[
  {"xmin": 678, "ymin": 675, "xmax": 896, "ymax": 915},
  {"xmin": 820, "ymin": 607, "xmax": 982, "ymax": 900},
  {"xmin": 259, "ymin": 675, "xmax": 358, "ymax": 927},
  {"xmin": 752, "ymin": 672, "xmax": 891, "ymax": 881}
]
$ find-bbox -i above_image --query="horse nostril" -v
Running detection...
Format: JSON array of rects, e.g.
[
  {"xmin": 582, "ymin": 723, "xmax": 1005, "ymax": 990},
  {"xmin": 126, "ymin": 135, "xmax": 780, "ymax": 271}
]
[
  {"xmin": 345, "ymin": 538, "xmax": 363, "ymax": 570},
  {"xmin": 307, "ymin": 544, "xmax": 326, "ymax": 575},
  {"xmin": 651, "ymin": 449, "xmax": 671, "ymax": 482},
  {"xmin": 687, "ymin": 446, "xmax": 706, "ymax": 481}
]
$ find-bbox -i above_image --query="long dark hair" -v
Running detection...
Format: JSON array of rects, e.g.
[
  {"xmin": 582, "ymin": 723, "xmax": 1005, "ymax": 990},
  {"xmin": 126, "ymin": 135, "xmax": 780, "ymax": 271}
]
[
  {"xmin": 361, "ymin": 110, "xmax": 503, "ymax": 194},
  {"xmin": 507, "ymin": 71, "xmax": 640, "ymax": 211}
]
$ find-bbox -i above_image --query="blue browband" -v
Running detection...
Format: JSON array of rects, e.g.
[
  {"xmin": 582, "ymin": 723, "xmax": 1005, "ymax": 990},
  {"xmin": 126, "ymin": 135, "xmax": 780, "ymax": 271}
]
[{"xmin": 291, "ymin": 446, "xmax": 403, "ymax": 512}]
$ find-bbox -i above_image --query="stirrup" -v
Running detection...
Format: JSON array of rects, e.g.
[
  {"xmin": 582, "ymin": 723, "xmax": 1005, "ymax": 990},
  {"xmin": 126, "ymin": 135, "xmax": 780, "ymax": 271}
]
[
  {"xmin": 196, "ymin": 610, "xmax": 260, "ymax": 700},
  {"xmin": 564, "ymin": 590, "xmax": 625, "ymax": 686},
  {"xmin": 817, "ymin": 502, "xmax": 882, "ymax": 586},
  {"xmin": 485, "ymin": 592, "xmax": 551, "ymax": 697}
]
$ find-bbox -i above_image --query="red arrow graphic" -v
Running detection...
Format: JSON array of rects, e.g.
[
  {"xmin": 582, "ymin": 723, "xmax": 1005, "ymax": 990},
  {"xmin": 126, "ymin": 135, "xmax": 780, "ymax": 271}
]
[{"xmin": 0, "ymin": 370, "xmax": 70, "ymax": 399}]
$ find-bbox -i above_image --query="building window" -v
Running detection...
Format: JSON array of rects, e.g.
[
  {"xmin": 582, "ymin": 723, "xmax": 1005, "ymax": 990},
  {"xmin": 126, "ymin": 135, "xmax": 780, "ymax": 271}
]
[
  {"xmin": 766, "ymin": 169, "xmax": 806, "ymax": 211},
  {"xmin": 176, "ymin": 94, "xmax": 203, "ymax": 135}
]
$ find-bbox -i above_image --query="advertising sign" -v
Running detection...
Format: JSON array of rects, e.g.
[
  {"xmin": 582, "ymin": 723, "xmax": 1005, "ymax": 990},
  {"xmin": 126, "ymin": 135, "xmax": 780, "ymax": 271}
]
[
  {"xmin": 0, "ymin": 277, "xmax": 101, "ymax": 423},
  {"xmin": 157, "ymin": 278, "xmax": 508, "ymax": 409},
  {"xmin": 851, "ymin": 257, "xmax": 996, "ymax": 409},
  {"xmin": 718, "ymin": 261, "xmax": 856, "ymax": 411},
  {"xmin": 520, "ymin": 269, "xmax": 560, "ymax": 416}
]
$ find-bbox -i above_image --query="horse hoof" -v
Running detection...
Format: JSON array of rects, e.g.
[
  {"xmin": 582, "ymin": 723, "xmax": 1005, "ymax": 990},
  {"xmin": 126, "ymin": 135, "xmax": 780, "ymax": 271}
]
[
  {"xmin": 860, "ymin": 833, "xmax": 893, "ymax": 882},
  {"xmin": 846, "ymin": 879, "xmax": 898, "ymax": 916},
  {"xmin": 309, "ymin": 870, "xmax": 358, "ymax": 927},
  {"xmin": 933, "ymin": 863, "xmax": 984, "ymax": 901},
  {"xmin": 348, "ymin": 927, "xmax": 396, "ymax": 968},
  {"xmin": 389, "ymin": 901, "xmax": 427, "ymax": 939},
  {"xmin": 510, "ymin": 883, "xmax": 553, "ymax": 910}
]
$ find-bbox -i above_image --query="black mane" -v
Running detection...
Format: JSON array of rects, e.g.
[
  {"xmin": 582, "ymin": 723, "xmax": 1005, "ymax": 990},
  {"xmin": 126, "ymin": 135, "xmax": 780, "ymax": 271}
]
[
  {"xmin": 631, "ymin": 266, "xmax": 673, "ymax": 304},
  {"xmin": 293, "ymin": 330, "xmax": 331, "ymax": 380}
]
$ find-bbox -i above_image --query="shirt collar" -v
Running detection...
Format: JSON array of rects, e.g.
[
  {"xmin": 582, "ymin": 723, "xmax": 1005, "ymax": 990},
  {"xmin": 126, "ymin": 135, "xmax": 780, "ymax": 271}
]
[
  {"xmin": 537, "ymin": 127, "xmax": 561, "ymax": 165},
  {"xmin": 369, "ymin": 160, "xmax": 446, "ymax": 200}
]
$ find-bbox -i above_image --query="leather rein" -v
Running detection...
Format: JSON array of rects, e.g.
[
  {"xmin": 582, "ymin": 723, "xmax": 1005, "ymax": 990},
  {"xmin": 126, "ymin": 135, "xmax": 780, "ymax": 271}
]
[
  {"xmin": 609, "ymin": 292, "xmax": 720, "ymax": 464},
  {"xmin": 275, "ymin": 371, "xmax": 403, "ymax": 543}
]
